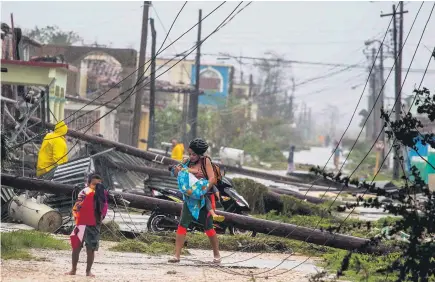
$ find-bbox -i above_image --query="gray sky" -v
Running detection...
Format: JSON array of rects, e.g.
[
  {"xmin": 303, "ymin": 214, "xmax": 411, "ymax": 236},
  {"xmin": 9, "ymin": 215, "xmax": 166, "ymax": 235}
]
[{"xmin": 2, "ymin": 1, "xmax": 434, "ymax": 138}]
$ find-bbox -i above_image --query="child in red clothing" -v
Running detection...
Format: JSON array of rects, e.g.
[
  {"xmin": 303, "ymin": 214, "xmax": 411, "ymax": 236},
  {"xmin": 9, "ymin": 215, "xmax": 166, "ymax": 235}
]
[{"xmin": 66, "ymin": 174, "xmax": 108, "ymax": 277}]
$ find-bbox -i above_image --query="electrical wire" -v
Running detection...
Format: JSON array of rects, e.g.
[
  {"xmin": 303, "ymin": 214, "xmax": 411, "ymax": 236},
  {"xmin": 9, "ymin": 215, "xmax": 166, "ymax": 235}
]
[
  {"xmin": 29, "ymin": 2, "xmax": 250, "ymax": 175},
  {"xmin": 21, "ymin": 1, "xmax": 227, "ymax": 146},
  {"xmin": 12, "ymin": 2, "xmax": 227, "ymax": 148},
  {"xmin": 253, "ymin": 2, "xmax": 433, "ymax": 278},
  {"xmin": 204, "ymin": 2, "xmax": 400, "ymax": 277},
  {"xmin": 202, "ymin": 52, "xmax": 435, "ymax": 73},
  {"xmin": 155, "ymin": 1, "xmax": 188, "ymax": 55}
]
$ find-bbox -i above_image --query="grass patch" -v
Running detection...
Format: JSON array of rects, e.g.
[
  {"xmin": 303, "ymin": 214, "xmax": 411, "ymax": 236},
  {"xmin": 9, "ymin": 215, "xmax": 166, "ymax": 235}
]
[
  {"xmin": 133, "ymin": 232, "xmax": 333, "ymax": 257},
  {"xmin": 280, "ymin": 195, "xmax": 334, "ymax": 218},
  {"xmin": 232, "ymin": 178, "xmax": 269, "ymax": 214},
  {"xmin": 232, "ymin": 178, "xmax": 341, "ymax": 216},
  {"xmin": 322, "ymin": 250, "xmax": 401, "ymax": 282},
  {"xmin": 254, "ymin": 212, "xmax": 399, "ymax": 239},
  {"xmin": 1, "ymin": 230, "xmax": 69, "ymax": 260},
  {"xmin": 110, "ymin": 239, "xmax": 188, "ymax": 255},
  {"xmin": 101, "ymin": 221, "xmax": 122, "ymax": 242}
]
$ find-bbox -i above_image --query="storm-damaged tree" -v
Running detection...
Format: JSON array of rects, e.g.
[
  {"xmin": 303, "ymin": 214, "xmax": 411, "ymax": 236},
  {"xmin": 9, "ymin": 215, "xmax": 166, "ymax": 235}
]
[
  {"xmin": 25, "ymin": 25, "xmax": 82, "ymax": 46},
  {"xmin": 254, "ymin": 52, "xmax": 293, "ymax": 119}
]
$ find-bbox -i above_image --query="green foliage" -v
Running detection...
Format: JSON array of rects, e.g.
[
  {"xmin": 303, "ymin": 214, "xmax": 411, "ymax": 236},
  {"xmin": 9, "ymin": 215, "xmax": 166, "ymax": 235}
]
[
  {"xmin": 154, "ymin": 107, "xmax": 183, "ymax": 147},
  {"xmin": 232, "ymin": 178, "xmax": 269, "ymax": 214},
  {"xmin": 100, "ymin": 221, "xmax": 122, "ymax": 242},
  {"xmin": 322, "ymin": 251, "xmax": 401, "ymax": 282},
  {"xmin": 1, "ymin": 230, "xmax": 69, "ymax": 260},
  {"xmin": 25, "ymin": 25, "xmax": 82, "ymax": 45},
  {"xmin": 311, "ymin": 84, "xmax": 435, "ymax": 281},
  {"xmin": 136, "ymin": 232, "xmax": 330, "ymax": 257}
]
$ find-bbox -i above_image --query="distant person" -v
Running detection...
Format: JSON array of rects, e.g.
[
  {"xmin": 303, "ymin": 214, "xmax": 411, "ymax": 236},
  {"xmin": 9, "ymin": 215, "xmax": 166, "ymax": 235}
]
[
  {"xmin": 171, "ymin": 138, "xmax": 185, "ymax": 162},
  {"xmin": 318, "ymin": 135, "xmax": 325, "ymax": 147},
  {"xmin": 66, "ymin": 174, "xmax": 108, "ymax": 277},
  {"xmin": 286, "ymin": 145, "xmax": 295, "ymax": 175},
  {"xmin": 332, "ymin": 141, "xmax": 343, "ymax": 171},
  {"xmin": 36, "ymin": 121, "xmax": 68, "ymax": 177}
]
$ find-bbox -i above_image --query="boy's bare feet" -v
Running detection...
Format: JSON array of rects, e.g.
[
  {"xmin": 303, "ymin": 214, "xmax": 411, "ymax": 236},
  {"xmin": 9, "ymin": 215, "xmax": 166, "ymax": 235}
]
[
  {"xmin": 65, "ymin": 270, "xmax": 76, "ymax": 275},
  {"xmin": 86, "ymin": 272, "xmax": 95, "ymax": 277}
]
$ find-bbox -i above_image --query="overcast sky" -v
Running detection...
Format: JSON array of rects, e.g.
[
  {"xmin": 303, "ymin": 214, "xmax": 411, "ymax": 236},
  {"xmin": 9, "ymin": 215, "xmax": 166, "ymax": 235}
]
[{"xmin": 2, "ymin": 1, "xmax": 434, "ymax": 137}]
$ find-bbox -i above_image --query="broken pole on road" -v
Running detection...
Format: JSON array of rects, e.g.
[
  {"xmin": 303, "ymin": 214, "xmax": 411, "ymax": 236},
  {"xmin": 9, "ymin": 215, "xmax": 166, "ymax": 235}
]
[{"xmin": 2, "ymin": 174, "xmax": 388, "ymax": 254}]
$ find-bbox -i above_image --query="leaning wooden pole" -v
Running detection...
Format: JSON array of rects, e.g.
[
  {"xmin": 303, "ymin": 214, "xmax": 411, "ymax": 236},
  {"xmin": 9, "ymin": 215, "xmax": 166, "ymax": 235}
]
[{"xmin": 2, "ymin": 174, "xmax": 385, "ymax": 253}]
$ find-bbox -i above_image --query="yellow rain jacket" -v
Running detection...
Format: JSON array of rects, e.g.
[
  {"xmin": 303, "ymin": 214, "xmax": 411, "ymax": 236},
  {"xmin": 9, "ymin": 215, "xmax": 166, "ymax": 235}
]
[
  {"xmin": 36, "ymin": 121, "xmax": 69, "ymax": 176},
  {"xmin": 171, "ymin": 143, "xmax": 185, "ymax": 161}
]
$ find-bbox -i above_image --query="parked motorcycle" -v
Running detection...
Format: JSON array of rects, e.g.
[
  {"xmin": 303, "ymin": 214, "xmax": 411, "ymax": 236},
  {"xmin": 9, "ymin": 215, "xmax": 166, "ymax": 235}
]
[{"xmin": 146, "ymin": 177, "xmax": 256, "ymax": 237}]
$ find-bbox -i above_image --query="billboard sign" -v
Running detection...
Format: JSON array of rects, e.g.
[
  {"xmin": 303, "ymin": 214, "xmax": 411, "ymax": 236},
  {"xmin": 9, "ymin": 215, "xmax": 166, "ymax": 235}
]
[{"xmin": 191, "ymin": 64, "xmax": 231, "ymax": 107}]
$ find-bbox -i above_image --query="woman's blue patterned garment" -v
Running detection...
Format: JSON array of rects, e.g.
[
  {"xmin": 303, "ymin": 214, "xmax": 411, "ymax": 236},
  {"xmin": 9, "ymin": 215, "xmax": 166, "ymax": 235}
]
[{"xmin": 177, "ymin": 164, "xmax": 209, "ymax": 220}]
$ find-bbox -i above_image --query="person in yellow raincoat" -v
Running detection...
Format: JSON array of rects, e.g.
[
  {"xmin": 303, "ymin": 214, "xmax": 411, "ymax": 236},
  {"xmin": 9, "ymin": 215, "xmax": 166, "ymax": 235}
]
[
  {"xmin": 171, "ymin": 138, "xmax": 184, "ymax": 161},
  {"xmin": 36, "ymin": 121, "xmax": 69, "ymax": 176}
]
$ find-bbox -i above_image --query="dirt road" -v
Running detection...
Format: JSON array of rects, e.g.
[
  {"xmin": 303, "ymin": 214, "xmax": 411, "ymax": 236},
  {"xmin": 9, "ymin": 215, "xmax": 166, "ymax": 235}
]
[{"xmin": 1, "ymin": 240, "xmax": 322, "ymax": 282}]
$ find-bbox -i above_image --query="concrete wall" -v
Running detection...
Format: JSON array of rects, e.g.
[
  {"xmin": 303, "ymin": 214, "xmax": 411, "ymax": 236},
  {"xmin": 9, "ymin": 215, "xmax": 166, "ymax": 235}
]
[{"xmin": 64, "ymin": 101, "xmax": 118, "ymax": 142}]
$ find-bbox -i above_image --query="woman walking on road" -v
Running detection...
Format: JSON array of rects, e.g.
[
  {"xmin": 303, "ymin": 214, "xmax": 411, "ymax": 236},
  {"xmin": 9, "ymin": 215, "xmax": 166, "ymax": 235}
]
[{"xmin": 169, "ymin": 138, "xmax": 221, "ymax": 264}]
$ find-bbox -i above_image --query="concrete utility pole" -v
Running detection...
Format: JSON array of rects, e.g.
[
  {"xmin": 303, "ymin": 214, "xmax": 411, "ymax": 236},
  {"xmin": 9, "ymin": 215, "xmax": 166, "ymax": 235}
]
[
  {"xmin": 365, "ymin": 39, "xmax": 386, "ymax": 163},
  {"xmin": 371, "ymin": 47, "xmax": 377, "ymax": 142},
  {"xmin": 247, "ymin": 74, "xmax": 253, "ymax": 121},
  {"xmin": 148, "ymin": 18, "xmax": 156, "ymax": 149},
  {"xmin": 381, "ymin": 2, "xmax": 407, "ymax": 179},
  {"xmin": 131, "ymin": 1, "xmax": 151, "ymax": 148},
  {"xmin": 188, "ymin": 9, "xmax": 202, "ymax": 142},
  {"xmin": 307, "ymin": 107, "xmax": 312, "ymax": 141},
  {"xmin": 288, "ymin": 94, "xmax": 294, "ymax": 124}
]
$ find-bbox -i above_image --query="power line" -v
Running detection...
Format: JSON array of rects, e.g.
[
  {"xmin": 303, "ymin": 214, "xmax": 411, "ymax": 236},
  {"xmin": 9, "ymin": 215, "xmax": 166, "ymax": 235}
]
[
  {"xmin": 202, "ymin": 52, "xmax": 435, "ymax": 73},
  {"xmin": 215, "ymin": 2, "xmax": 401, "ymax": 278},
  {"xmin": 13, "ymin": 2, "xmax": 228, "ymax": 147},
  {"xmin": 28, "ymin": 1, "xmax": 252, "ymax": 173},
  {"xmin": 255, "ymin": 2, "xmax": 431, "ymax": 279}
]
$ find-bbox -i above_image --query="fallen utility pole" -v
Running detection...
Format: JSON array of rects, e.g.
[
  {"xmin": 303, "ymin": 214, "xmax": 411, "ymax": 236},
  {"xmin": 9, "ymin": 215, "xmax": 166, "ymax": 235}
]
[
  {"xmin": 29, "ymin": 117, "xmax": 348, "ymax": 189},
  {"xmin": 1, "ymin": 174, "xmax": 386, "ymax": 253},
  {"xmin": 109, "ymin": 160, "xmax": 327, "ymax": 204}
]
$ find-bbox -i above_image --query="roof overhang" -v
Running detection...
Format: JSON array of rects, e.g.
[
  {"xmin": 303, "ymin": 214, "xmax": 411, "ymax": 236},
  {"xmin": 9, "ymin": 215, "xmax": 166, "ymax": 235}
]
[{"xmin": 1, "ymin": 59, "xmax": 77, "ymax": 86}]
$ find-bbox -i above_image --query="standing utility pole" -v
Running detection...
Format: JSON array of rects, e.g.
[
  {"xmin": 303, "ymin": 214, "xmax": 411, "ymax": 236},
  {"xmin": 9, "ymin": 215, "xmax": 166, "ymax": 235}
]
[
  {"xmin": 379, "ymin": 41, "xmax": 385, "ymax": 163},
  {"xmin": 131, "ymin": 1, "xmax": 151, "ymax": 148},
  {"xmin": 188, "ymin": 9, "xmax": 202, "ymax": 142},
  {"xmin": 148, "ymin": 18, "xmax": 156, "ymax": 149},
  {"xmin": 371, "ymin": 47, "xmax": 377, "ymax": 142},
  {"xmin": 288, "ymin": 94, "xmax": 294, "ymax": 124},
  {"xmin": 247, "ymin": 74, "xmax": 253, "ymax": 122},
  {"xmin": 307, "ymin": 107, "xmax": 312, "ymax": 141},
  {"xmin": 381, "ymin": 2, "xmax": 407, "ymax": 179}
]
